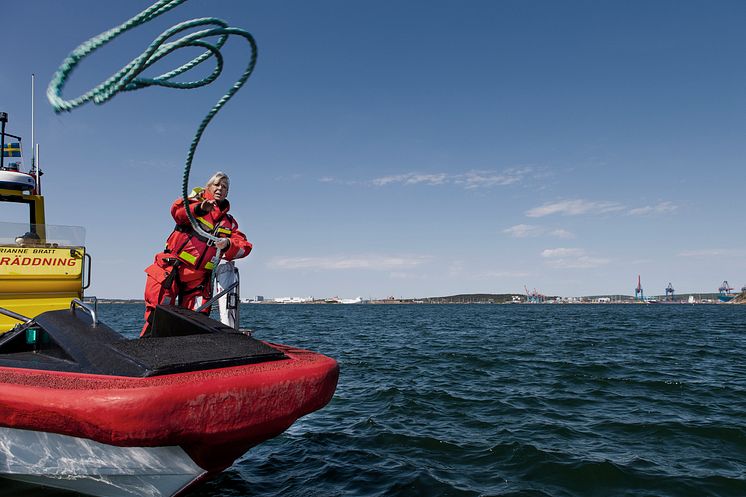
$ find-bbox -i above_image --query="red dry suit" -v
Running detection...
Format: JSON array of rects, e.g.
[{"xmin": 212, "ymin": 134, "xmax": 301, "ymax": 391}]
[{"xmin": 141, "ymin": 189, "xmax": 252, "ymax": 336}]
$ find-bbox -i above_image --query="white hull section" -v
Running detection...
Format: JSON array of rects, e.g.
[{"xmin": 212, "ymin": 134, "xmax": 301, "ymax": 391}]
[{"xmin": 0, "ymin": 427, "xmax": 206, "ymax": 497}]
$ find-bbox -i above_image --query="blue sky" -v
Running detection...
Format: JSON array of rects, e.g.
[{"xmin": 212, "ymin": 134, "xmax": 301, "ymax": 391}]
[{"xmin": 2, "ymin": 0, "xmax": 745, "ymax": 299}]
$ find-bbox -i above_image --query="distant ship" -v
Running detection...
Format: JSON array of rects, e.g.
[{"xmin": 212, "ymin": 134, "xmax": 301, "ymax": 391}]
[
  {"xmin": 324, "ymin": 296, "xmax": 363, "ymax": 304},
  {"xmin": 340, "ymin": 297, "xmax": 363, "ymax": 304}
]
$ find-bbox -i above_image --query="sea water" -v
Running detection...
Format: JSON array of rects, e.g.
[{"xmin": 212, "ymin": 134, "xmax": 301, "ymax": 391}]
[{"xmin": 2, "ymin": 303, "xmax": 745, "ymax": 497}]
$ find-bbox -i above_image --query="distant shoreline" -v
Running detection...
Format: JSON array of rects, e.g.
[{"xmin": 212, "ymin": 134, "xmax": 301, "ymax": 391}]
[{"xmin": 92, "ymin": 292, "xmax": 745, "ymax": 305}]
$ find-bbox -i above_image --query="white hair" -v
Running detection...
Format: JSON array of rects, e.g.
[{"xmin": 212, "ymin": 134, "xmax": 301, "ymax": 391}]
[{"xmin": 206, "ymin": 171, "xmax": 230, "ymax": 189}]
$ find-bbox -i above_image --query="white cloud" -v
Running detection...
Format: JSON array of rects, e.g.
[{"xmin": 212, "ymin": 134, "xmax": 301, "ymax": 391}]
[
  {"xmin": 267, "ymin": 255, "xmax": 432, "ymax": 270},
  {"xmin": 549, "ymin": 229, "xmax": 574, "ymax": 239},
  {"xmin": 503, "ymin": 224, "xmax": 543, "ymax": 238},
  {"xmin": 456, "ymin": 168, "xmax": 530, "ymax": 189},
  {"xmin": 503, "ymin": 224, "xmax": 574, "ymax": 239},
  {"xmin": 372, "ymin": 173, "xmax": 448, "ymax": 186},
  {"xmin": 678, "ymin": 249, "xmax": 746, "ymax": 257},
  {"xmin": 317, "ymin": 176, "xmax": 361, "ymax": 186},
  {"xmin": 526, "ymin": 199, "xmax": 624, "ymax": 217},
  {"xmin": 541, "ymin": 248, "xmax": 585, "ymax": 258},
  {"xmin": 628, "ymin": 201, "xmax": 678, "ymax": 216},
  {"xmin": 370, "ymin": 167, "xmax": 533, "ymax": 189},
  {"xmin": 541, "ymin": 247, "xmax": 610, "ymax": 269}
]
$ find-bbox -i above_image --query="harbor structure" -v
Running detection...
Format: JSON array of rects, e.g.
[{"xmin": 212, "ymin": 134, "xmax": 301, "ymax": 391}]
[
  {"xmin": 665, "ymin": 283, "xmax": 675, "ymax": 301},
  {"xmin": 718, "ymin": 280, "xmax": 735, "ymax": 302},
  {"xmin": 635, "ymin": 275, "xmax": 644, "ymax": 301}
]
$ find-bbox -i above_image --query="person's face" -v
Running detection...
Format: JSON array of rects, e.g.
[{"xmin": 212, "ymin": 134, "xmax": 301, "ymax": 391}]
[{"xmin": 208, "ymin": 180, "xmax": 229, "ymax": 201}]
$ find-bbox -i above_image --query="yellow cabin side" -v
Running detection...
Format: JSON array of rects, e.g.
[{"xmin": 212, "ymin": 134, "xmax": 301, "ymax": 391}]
[{"xmin": 0, "ymin": 189, "xmax": 86, "ymax": 333}]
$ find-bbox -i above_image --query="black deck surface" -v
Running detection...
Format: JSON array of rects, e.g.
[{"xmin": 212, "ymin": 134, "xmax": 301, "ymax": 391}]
[
  {"xmin": 0, "ymin": 306, "xmax": 286, "ymax": 377},
  {"xmin": 113, "ymin": 333, "xmax": 285, "ymax": 374}
]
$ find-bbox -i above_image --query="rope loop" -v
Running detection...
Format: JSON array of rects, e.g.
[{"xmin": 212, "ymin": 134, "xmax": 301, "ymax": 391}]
[{"xmin": 47, "ymin": 0, "xmax": 258, "ymax": 243}]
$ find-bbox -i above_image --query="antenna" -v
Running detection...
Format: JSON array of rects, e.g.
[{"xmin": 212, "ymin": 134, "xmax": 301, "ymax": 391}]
[
  {"xmin": 35, "ymin": 143, "xmax": 41, "ymax": 194},
  {"xmin": 30, "ymin": 74, "xmax": 43, "ymax": 194},
  {"xmin": 0, "ymin": 111, "xmax": 7, "ymax": 170},
  {"xmin": 31, "ymin": 74, "xmax": 35, "ymax": 170}
]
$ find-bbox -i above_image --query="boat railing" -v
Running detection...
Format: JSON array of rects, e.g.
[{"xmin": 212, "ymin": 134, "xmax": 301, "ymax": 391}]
[
  {"xmin": 83, "ymin": 252, "xmax": 92, "ymax": 289},
  {"xmin": 0, "ymin": 306, "xmax": 32, "ymax": 325},
  {"xmin": 71, "ymin": 298, "xmax": 98, "ymax": 327},
  {"xmin": 195, "ymin": 263, "xmax": 241, "ymax": 331}
]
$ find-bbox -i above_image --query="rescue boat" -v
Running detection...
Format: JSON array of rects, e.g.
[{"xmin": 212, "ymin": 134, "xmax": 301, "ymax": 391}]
[{"xmin": 0, "ymin": 114, "xmax": 339, "ymax": 497}]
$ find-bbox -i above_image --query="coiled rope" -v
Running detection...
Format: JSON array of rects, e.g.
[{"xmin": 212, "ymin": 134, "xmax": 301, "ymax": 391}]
[{"xmin": 47, "ymin": 0, "xmax": 257, "ymax": 244}]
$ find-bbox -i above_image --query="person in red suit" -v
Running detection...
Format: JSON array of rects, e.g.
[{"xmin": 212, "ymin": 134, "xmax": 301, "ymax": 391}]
[{"xmin": 141, "ymin": 172, "xmax": 252, "ymax": 336}]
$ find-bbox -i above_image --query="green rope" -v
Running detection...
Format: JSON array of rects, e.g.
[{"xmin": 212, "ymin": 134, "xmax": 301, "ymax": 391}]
[{"xmin": 47, "ymin": 0, "xmax": 257, "ymax": 243}]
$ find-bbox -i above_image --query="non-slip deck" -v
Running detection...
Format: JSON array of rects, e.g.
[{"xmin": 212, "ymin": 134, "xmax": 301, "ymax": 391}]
[
  {"xmin": 114, "ymin": 333, "xmax": 285, "ymax": 375},
  {"xmin": 0, "ymin": 305, "xmax": 285, "ymax": 377}
]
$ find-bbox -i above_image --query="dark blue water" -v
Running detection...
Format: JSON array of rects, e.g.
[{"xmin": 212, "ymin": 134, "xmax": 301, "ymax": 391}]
[{"xmin": 4, "ymin": 304, "xmax": 746, "ymax": 496}]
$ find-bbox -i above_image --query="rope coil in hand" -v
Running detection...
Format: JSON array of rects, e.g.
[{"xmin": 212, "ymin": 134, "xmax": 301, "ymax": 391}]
[{"xmin": 47, "ymin": 0, "xmax": 257, "ymax": 243}]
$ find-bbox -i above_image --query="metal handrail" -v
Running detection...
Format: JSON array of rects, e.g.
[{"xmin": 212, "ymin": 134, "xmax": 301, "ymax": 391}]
[
  {"xmin": 234, "ymin": 268, "xmax": 240, "ymax": 331},
  {"xmin": 195, "ymin": 265, "xmax": 241, "ymax": 331},
  {"xmin": 84, "ymin": 295, "xmax": 98, "ymax": 315},
  {"xmin": 83, "ymin": 252, "xmax": 92, "ymax": 290},
  {"xmin": 195, "ymin": 280, "xmax": 238, "ymax": 314},
  {"xmin": 0, "ymin": 306, "xmax": 32, "ymax": 324},
  {"xmin": 70, "ymin": 298, "xmax": 98, "ymax": 327}
]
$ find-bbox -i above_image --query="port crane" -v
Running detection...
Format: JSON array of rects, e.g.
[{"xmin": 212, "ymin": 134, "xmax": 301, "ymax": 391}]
[
  {"xmin": 634, "ymin": 275, "xmax": 644, "ymax": 300},
  {"xmin": 665, "ymin": 283, "xmax": 674, "ymax": 301},
  {"xmin": 718, "ymin": 280, "xmax": 734, "ymax": 296},
  {"xmin": 524, "ymin": 285, "xmax": 545, "ymax": 303}
]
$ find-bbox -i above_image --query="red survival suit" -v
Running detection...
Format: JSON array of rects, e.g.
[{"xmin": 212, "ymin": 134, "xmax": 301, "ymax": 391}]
[{"xmin": 141, "ymin": 188, "xmax": 252, "ymax": 336}]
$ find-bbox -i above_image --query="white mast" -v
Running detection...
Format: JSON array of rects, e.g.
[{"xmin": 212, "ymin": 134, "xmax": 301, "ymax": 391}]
[
  {"xmin": 35, "ymin": 143, "xmax": 41, "ymax": 194},
  {"xmin": 31, "ymin": 73, "xmax": 41, "ymax": 194},
  {"xmin": 31, "ymin": 73, "xmax": 35, "ymax": 170}
]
